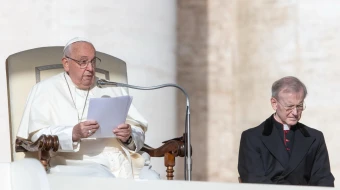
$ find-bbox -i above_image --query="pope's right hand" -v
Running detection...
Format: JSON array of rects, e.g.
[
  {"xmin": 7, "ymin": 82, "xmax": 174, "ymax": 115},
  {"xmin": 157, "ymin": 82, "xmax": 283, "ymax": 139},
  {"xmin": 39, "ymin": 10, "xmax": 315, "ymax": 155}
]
[{"xmin": 72, "ymin": 120, "xmax": 99, "ymax": 141}]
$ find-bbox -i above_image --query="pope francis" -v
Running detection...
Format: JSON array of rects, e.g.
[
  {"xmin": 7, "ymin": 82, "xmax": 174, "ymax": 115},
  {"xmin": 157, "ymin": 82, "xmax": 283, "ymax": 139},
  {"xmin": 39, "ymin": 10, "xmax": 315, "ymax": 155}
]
[{"xmin": 16, "ymin": 37, "xmax": 159, "ymax": 180}]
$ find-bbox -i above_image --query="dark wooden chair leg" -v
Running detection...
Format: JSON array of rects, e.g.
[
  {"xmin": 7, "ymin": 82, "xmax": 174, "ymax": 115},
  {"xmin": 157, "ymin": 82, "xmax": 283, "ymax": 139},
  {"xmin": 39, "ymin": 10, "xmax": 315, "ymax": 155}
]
[
  {"xmin": 165, "ymin": 152, "xmax": 175, "ymax": 180},
  {"xmin": 38, "ymin": 150, "xmax": 50, "ymax": 171}
]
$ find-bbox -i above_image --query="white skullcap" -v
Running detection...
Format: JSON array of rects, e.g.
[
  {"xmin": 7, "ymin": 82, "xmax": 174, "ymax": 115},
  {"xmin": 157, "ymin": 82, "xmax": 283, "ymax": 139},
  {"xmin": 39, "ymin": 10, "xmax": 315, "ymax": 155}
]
[{"xmin": 63, "ymin": 37, "xmax": 93, "ymax": 53}]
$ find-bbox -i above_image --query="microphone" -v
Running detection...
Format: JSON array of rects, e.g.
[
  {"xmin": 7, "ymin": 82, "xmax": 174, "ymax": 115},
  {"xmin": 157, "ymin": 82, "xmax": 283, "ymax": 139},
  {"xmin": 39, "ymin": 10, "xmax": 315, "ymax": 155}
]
[
  {"xmin": 97, "ymin": 79, "xmax": 119, "ymax": 88},
  {"xmin": 97, "ymin": 79, "xmax": 192, "ymax": 181}
]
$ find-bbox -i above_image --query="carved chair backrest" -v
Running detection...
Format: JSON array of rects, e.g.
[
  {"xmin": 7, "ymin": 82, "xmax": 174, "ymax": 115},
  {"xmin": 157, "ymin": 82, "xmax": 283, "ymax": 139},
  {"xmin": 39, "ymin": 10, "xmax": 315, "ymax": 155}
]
[{"xmin": 6, "ymin": 46, "xmax": 128, "ymax": 161}]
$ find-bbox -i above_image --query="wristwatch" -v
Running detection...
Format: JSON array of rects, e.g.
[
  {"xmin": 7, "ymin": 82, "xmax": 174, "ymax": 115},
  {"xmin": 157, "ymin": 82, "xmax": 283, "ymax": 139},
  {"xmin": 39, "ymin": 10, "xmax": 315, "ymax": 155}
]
[{"xmin": 124, "ymin": 136, "xmax": 133, "ymax": 145}]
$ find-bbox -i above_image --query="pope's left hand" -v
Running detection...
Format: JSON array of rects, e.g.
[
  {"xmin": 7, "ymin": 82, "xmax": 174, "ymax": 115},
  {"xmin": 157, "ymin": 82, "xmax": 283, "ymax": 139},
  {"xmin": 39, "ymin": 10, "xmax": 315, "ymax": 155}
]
[{"xmin": 113, "ymin": 123, "xmax": 131, "ymax": 143}]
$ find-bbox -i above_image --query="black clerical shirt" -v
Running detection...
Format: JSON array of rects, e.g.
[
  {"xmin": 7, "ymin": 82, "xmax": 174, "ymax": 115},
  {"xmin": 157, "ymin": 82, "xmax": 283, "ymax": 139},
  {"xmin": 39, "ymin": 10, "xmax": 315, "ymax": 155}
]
[{"xmin": 273, "ymin": 118, "xmax": 295, "ymax": 156}]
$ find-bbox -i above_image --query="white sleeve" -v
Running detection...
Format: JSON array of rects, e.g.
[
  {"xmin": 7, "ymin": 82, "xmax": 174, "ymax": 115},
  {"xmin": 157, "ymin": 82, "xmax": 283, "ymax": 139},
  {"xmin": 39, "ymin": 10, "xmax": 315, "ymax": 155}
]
[
  {"xmin": 31, "ymin": 125, "xmax": 80, "ymax": 152},
  {"xmin": 118, "ymin": 87, "xmax": 148, "ymax": 152},
  {"xmin": 131, "ymin": 124, "xmax": 145, "ymax": 152},
  {"xmin": 21, "ymin": 81, "xmax": 80, "ymax": 152}
]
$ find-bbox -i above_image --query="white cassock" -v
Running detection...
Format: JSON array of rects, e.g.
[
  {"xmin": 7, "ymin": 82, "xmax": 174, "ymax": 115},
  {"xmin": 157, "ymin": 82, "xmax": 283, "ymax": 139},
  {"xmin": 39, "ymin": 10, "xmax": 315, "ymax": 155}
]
[{"xmin": 17, "ymin": 72, "xmax": 159, "ymax": 180}]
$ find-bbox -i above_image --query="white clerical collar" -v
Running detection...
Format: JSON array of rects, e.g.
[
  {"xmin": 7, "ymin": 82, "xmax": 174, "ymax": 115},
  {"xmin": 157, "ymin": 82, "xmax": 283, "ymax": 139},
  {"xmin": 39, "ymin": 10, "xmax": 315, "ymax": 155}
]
[
  {"xmin": 274, "ymin": 113, "xmax": 291, "ymax": 130},
  {"xmin": 283, "ymin": 124, "xmax": 290, "ymax": 130}
]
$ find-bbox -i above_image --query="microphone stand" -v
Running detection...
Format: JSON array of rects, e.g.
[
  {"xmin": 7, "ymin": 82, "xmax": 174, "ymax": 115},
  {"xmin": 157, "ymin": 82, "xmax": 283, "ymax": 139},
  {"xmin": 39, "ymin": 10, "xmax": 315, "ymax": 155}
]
[{"xmin": 97, "ymin": 79, "xmax": 192, "ymax": 181}]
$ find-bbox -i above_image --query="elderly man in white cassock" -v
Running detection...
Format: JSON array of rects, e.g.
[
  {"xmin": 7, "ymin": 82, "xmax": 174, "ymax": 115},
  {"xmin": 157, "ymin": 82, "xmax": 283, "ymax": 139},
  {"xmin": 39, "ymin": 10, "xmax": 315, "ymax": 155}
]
[{"xmin": 17, "ymin": 37, "xmax": 160, "ymax": 180}]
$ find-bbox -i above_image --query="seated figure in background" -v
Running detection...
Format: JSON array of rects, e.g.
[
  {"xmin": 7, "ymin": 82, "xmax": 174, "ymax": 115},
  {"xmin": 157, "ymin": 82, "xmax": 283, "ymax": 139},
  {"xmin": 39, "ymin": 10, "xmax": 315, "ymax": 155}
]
[
  {"xmin": 17, "ymin": 37, "xmax": 160, "ymax": 180},
  {"xmin": 238, "ymin": 76, "xmax": 334, "ymax": 186}
]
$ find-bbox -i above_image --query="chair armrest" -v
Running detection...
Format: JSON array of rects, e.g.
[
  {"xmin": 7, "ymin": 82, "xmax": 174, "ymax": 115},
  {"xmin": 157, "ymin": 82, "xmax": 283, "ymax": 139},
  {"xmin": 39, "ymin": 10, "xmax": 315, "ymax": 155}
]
[
  {"xmin": 16, "ymin": 135, "xmax": 59, "ymax": 152},
  {"xmin": 141, "ymin": 138, "xmax": 185, "ymax": 157},
  {"xmin": 15, "ymin": 135, "xmax": 59, "ymax": 171},
  {"xmin": 141, "ymin": 134, "xmax": 191, "ymax": 180}
]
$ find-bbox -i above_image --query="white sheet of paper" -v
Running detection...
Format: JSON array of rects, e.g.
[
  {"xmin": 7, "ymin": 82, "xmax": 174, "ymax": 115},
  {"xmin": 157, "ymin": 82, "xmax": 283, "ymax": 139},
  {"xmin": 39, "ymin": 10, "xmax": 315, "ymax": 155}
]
[{"xmin": 87, "ymin": 95, "xmax": 133, "ymax": 138}]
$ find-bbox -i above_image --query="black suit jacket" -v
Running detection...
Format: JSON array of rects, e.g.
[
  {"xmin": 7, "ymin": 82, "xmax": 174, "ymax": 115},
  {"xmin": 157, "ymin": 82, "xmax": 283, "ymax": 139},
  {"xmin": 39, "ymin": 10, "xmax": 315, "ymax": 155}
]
[{"xmin": 238, "ymin": 114, "xmax": 334, "ymax": 186}]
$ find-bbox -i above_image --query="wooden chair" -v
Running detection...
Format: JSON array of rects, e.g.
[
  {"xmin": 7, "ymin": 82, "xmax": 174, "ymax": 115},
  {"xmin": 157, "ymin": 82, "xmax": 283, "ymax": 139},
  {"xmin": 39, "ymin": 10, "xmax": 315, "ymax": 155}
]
[{"xmin": 7, "ymin": 46, "xmax": 188, "ymax": 180}]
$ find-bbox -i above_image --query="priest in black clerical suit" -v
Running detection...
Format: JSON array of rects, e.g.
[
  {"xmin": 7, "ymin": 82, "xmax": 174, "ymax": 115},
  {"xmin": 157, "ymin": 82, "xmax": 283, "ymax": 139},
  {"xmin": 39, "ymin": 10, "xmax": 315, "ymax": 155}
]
[{"xmin": 238, "ymin": 76, "xmax": 334, "ymax": 186}]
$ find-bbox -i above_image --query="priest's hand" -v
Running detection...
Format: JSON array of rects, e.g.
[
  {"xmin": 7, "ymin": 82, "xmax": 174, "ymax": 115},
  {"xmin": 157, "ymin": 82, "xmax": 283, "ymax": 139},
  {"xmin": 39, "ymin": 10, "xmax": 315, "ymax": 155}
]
[
  {"xmin": 72, "ymin": 120, "xmax": 99, "ymax": 141},
  {"xmin": 113, "ymin": 123, "xmax": 132, "ymax": 143}
]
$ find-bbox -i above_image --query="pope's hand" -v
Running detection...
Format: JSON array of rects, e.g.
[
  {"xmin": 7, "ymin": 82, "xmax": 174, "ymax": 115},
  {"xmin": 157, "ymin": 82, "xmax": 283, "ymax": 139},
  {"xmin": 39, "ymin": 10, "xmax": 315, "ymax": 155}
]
[
  {"xmin": 113, "ymin": 124, "xmax": 131, "ymax": 143},
  {"xmin": 72, "ymin": 120, "xmax": 99, "ymax": 141}
]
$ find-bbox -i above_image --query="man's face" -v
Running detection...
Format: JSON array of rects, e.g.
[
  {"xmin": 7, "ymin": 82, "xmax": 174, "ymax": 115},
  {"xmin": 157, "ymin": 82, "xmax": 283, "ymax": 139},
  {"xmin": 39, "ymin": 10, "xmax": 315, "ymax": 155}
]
[
  {"xmin": 62, "ymin": 42, "xmax": 96, "ymax": 89},
  {"xmin": 271, "ymin": 89, "xmax": 305, "ymax": 126}
]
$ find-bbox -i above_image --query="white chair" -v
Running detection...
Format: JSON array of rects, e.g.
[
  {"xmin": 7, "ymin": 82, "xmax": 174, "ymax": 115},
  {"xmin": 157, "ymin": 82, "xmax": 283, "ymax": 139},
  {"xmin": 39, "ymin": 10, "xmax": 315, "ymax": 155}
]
[{"xmin": 6, "ymin": 46, "xmax": 186, "ymax": 180}]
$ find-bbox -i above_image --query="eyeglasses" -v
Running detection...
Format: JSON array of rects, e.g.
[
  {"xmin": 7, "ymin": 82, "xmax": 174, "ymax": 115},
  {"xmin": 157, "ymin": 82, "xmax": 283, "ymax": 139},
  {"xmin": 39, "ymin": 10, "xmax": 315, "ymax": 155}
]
[
  {"xmin": 276, "ymin": 99, "xmax": 306, "ymax": 112},
  {"xmin": 65, "ymin": 56, "xmax": 101, "ymax": 68}
]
